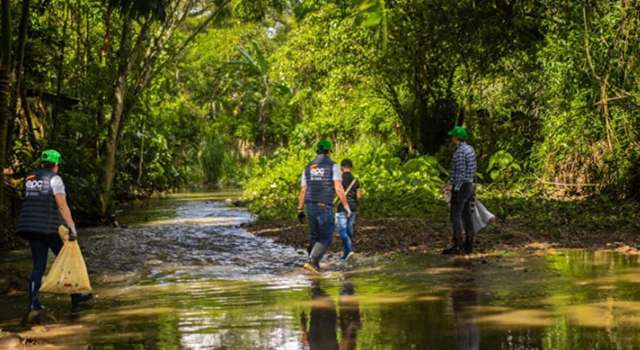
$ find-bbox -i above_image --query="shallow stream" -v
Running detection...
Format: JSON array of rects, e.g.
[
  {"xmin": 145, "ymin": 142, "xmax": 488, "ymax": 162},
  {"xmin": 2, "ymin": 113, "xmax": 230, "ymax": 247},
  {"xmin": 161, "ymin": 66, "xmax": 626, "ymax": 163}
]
[{"xmin": 1, "ymin": 192, "xmax": 640, "ymax": 349}]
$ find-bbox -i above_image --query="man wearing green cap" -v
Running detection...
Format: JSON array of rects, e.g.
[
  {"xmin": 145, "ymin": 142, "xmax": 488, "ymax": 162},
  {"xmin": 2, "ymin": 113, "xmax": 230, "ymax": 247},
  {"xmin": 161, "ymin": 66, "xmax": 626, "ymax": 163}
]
[
  {"xmin": 17, "ymin": 149, "xmax": 92, "ymax": 311},
  {"xmin": 443, "ymin": 126, "xmax": 477, "ymax": 255},
  {"xmin": 297, "ymin": 140, "xmax": 351, "ymax": 273}
]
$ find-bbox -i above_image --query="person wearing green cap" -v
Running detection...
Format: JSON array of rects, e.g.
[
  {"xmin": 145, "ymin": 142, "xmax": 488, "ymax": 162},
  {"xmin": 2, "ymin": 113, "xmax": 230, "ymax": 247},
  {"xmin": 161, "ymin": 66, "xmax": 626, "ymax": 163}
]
[
  {"xmin": 297, "ymin": 140, "xmax": 351, "ymax": 273},
  {"xmin": 442, "ymin": 126, "xmax": 477, "ymax": 255},
  {"xmin": 16, "ymin": 149, "xmax": 92, "ymax": 312}
]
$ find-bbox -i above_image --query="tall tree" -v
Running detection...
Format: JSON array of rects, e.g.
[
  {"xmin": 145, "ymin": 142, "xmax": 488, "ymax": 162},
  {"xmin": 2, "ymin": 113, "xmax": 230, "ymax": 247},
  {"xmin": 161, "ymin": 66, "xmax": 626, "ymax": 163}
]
[
  {"xmin": 99, "ymin": 0, "xmax": 231, "ymax": 218},
  {"xmin": 0, "ymin": 0, "xmax": 12, "ymax": 225}
]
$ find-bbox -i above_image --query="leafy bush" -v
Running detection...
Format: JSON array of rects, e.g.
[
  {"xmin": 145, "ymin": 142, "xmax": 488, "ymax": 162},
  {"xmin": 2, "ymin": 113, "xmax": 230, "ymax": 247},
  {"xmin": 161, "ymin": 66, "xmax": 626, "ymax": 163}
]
[
  {"xmin": 201, "ymin": 133, "xmax": 226, "ymax": 186},
  {"xmin": 243, "ymin": 149, "xmax": 310, "ymax": 220},
  {"xmin": 243, "ymin": 140, "xmax": 447, "ymax": 220},
  {"xmin": 487, "ymin": 150, "xmax": 522, "ymax": 184}
]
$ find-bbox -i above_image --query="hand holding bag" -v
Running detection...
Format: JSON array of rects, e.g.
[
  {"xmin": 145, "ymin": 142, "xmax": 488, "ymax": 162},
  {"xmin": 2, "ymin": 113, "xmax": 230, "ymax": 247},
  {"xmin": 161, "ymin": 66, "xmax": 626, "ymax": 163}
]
[{"xmin": 40, "ymin": 225, "xmax": 92, "ymax": 294}]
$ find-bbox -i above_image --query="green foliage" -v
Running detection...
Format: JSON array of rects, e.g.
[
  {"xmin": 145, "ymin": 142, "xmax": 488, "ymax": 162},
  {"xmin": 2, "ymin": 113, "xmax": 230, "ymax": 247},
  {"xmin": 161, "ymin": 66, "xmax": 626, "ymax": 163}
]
[
  {"xmin": 243, "ymin": 141, "xmax": 446, "ymax": 219},
  {"xmin": 201, "ymin": 134, "xmax": 226, "ymax": 186},
  {"xmin": 353, "ymin": 144, "xmax": 446, "ymax": 218},
  {"xmin": 4, "ymin": 0, "xmax": 640, "ymax": 229},
  {"xmin": 243, "ymin": 150, "xmax": 308, "ymax": 219},
  {"xmin": 487, "ymin": 151, "xmax": 522, "ymax": 184}
]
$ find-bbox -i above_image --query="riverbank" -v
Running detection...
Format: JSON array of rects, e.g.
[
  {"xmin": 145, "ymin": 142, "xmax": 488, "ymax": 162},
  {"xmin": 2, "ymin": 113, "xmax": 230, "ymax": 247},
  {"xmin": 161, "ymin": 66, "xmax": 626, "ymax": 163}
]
[
  {"xmin": 3, "ymin": 192, "xmax": 640, "ymax": 349},
  {"xmin": 246, "ymin": 196, "xmax": 640, "ymax": 255}
]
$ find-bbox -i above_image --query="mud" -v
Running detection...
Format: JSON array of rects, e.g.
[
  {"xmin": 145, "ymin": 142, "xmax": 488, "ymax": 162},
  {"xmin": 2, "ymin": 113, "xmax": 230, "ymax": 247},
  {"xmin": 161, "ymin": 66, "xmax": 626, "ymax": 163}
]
[{"xmin": 246, "ymin": 214, "xmax": 640, "ymax": 255}]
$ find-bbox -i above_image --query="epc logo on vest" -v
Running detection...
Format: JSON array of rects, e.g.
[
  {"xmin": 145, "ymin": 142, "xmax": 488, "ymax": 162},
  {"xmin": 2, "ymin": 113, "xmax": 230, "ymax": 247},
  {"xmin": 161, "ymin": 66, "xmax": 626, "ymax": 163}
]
[
  {"xmin": 310, "ymin": 167, "xmax": 326, "ymax": 180},
  {"xmin": 26, "ymin": 179, "xmax": 44, "ymax": 191}
]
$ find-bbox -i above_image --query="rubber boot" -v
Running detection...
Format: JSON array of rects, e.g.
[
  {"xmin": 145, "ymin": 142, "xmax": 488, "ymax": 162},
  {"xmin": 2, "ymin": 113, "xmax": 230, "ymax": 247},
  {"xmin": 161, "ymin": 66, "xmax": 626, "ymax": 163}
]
[
  {"xmin": 29, "ymin": 281, "xmax": 43, "ymax": 311},
  {"xmin": 310, "ymin": 242, "xmax": 328, "ymax": 265},
  {"xmin": 306, "ymin": 243, "xmax": 314, "ymax": 256},
  {"xmin": 304, "ymin": 242, "xmax": 328, "ymax": 274},
  {"xmin": 441, "ymin": 245, "xmax": 462, "ymax": 255},
  {"xmin": 464, "ymin": 235, "xmax": 474, "ymax": 255},
  {"xmin": 71, "ymin": 293, "xmax": 93, "ymax": 309}
]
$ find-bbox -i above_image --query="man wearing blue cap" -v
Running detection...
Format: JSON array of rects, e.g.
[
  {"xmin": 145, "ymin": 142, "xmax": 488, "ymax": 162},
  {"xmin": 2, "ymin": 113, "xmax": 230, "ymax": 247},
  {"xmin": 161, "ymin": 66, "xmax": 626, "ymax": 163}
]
[{"xmin": 443, "ymin": 127, "xmax": 477, "ymax": 255}]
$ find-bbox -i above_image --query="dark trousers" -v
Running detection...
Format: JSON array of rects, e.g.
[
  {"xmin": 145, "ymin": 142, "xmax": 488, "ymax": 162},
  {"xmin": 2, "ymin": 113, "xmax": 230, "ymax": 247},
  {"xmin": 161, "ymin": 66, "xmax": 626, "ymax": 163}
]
[
  {"xmin": 27, "ymin": 234, "xmax": 77, "ymax": 309},
  {"xmin": 450, "ymin": 183, "xmax": 475, "ymax": 246}
]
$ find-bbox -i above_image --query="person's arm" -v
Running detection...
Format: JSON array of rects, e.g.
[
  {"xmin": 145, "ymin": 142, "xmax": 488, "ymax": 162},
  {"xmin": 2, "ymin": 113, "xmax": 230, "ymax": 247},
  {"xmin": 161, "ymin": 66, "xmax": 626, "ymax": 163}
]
[
  {"xmin": 51, "ymin": 175, "xmax": 77, "ymax": 240},
  {"xmin": 298, "ymin": 186, "xmax": 307, "ymax": 210},
  {"xmin": 333, "ymin": 164, "xmax": 351, "ymax": 215},
  {"xmin": 297, "ymin": 171, "xmax": 308, "ymax": 223},
  {"xmin": 355, "ymin": 179, "xmax": 362, "ymax": 201},
  {"xmin": 334, "ymin": 181, "xmax": 351, "ymax": 214},
  {"xmin": 55, "ymin": 194, "xmax": 77, "ymax": 239},
  {"xmin": 298, "ymin": 170, "xmax": 307, "ymax": 210},
  {"xmin": 451, "ymin": 149, "xmax": 463, "ymax": 190}
]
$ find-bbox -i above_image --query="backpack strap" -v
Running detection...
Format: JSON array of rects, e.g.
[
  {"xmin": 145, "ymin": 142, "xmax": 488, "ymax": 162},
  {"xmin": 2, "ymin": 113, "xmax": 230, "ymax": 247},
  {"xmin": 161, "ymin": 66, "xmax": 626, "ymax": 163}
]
[
  {"xmin": 334, "ymin": 177, "xmax": 358, "ymax": 205},
  {"xmin": 344, "ymin": 177, "xmax": 357, "ymax": 196}
]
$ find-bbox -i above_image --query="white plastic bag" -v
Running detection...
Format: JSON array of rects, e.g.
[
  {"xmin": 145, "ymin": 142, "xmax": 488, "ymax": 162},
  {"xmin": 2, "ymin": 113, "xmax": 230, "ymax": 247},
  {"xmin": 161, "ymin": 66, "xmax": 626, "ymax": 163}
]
[{"xmin": 471, "ymin": 200, "xmax": 495, "ymax": 234}]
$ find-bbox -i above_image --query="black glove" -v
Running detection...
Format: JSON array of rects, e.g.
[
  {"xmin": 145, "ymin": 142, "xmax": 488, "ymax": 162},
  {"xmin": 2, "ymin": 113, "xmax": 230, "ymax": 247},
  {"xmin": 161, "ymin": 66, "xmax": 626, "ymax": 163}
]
[
  {"xmin": 68, "ymin": 225, "xmax": 78, "ymax": 241},
  {"xmin": 297, "ymin": 209, "xmax": 306, "ymax": 224}
]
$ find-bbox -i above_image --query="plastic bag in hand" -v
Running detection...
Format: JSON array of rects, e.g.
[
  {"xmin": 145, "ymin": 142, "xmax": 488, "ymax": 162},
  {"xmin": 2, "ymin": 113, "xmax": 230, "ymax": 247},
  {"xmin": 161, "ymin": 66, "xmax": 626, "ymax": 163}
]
[{"xmin": 40, "ymin": 226, "xmax": 92, "ymax": 294}]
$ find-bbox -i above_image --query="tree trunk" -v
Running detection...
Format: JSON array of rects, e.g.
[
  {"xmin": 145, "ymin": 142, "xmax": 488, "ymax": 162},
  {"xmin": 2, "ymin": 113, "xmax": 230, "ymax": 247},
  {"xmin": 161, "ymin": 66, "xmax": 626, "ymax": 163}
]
[
  {"xmin": 137, "ymin": 120, "xmax": 145, "ymax": 186},
  {"xmin": 0, "ymin": 0, "xmax": 12, "ymax": 230},
  {"xmin": 52, "ymin": 5, "xmax": 69, "ymax": 139},
  {"xmin": 600, "ymin": 76, "xmax": 615, "ymax": 152},
  {"xmin": 99, "ymin": 7, "xmax": 131, "ymax": 218},
  {"xmin": 100, "ymin": 1, "xmax": 112, "ymax": 62},
  {"xmin": 95, "ymin": 2, "xmax": 112, "ymax": 159},
  {"xmin": 7, "ymin": 0, "xmax": 30, "ymax": 155}
]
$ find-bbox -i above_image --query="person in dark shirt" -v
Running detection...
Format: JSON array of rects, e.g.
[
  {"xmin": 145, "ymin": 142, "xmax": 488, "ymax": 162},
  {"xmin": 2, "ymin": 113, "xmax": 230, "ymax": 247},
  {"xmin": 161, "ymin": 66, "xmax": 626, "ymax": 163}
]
[{"xmin": 336, "ymin": 159, "xmax": 361, "ymax": 260}]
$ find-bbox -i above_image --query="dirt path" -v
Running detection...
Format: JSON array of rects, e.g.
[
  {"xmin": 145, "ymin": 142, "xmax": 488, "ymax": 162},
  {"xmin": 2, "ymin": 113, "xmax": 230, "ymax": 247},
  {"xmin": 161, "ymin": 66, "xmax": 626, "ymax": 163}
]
[{"xmin": 245, "ymin": 216, "xmax": 640, "ymax": 255}]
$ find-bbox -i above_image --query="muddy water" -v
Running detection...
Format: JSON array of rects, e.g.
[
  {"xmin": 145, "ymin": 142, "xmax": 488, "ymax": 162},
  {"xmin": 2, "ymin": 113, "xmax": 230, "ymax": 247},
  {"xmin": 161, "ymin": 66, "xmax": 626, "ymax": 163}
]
[{"xmin": 1, "ymin": 193, "xmax": 640, "ymax": 349}]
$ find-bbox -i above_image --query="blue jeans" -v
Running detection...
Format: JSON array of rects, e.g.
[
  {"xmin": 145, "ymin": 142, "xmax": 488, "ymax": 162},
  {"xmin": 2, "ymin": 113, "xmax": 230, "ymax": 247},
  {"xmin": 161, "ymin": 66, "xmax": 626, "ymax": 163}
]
[
  {"xmin": 336, "ymin": 212, "xmax": 357, "ymax": 258},
  {"xmin": 306, "ymin": 203, "xmax": 335, "ymax": 247}
]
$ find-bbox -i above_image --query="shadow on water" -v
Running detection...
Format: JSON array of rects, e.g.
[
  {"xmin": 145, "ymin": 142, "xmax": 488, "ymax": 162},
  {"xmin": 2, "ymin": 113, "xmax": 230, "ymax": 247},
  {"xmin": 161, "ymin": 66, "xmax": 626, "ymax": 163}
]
[{"xmin": 2, "ymin": 192, "xmax": 640, "ymax": 349}]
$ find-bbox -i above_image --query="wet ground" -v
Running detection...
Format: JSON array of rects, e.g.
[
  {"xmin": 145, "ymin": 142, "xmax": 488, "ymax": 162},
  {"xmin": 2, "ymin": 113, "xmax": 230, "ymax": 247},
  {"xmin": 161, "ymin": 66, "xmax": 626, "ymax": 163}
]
[{"xmin": 2, "ymin": 192, "xmax": 640, "ymax": 349}]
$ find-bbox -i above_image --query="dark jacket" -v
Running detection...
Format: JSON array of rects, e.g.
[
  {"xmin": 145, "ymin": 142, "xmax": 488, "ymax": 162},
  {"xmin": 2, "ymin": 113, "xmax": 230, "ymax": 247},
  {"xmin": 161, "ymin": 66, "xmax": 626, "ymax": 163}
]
[{"xmin": 17, "ymin": 169, "xmax": 64, "ymax": 236}]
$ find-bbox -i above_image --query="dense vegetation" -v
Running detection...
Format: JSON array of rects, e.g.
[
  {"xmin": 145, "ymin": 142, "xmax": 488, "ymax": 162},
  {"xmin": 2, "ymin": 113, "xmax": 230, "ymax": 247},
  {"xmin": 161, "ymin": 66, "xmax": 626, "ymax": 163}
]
[{"xmin": 1, "ymin": 1, "xmax": 639, "ymax": 246}]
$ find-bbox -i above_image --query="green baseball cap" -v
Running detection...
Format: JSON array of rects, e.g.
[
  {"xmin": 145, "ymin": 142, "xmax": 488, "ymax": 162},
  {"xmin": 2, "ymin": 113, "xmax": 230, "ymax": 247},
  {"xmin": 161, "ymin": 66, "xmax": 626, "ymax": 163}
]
[
  {"xmin": 316, "ymin": 139, "xmax": 333, "ymax": 153},
  {"xmin": 41, "ymin": 149, "xmax": 62, "ymax": 165},
  {"xmin": 447, "ymin": 126, "xmax": 468, "ymax": 141}
]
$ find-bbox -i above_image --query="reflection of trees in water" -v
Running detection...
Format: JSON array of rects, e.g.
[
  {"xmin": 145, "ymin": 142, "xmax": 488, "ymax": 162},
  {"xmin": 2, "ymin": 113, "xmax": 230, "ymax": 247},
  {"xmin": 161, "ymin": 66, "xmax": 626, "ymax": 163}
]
[
  {"xmin": 296, "ymin": 254, "xmax": 640, "ymax": 349},
  {"xmin": 300, "ymin": 280, "xmax": 361, "ymax": 350},
  {"xmin": 450, "ymin": 264, "xmax": 542, "ymax": 350}
]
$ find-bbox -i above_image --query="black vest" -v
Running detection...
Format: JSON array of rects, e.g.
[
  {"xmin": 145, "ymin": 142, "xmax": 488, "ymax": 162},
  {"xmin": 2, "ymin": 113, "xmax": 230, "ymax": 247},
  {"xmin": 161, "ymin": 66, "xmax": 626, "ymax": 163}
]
[
  {"xmin": 304, "ymin": 155, "xmax": 336, "ymax": 206},
  {"xmin": 17, "ymin": 169, "xmax": 64, "ymax": 236}
]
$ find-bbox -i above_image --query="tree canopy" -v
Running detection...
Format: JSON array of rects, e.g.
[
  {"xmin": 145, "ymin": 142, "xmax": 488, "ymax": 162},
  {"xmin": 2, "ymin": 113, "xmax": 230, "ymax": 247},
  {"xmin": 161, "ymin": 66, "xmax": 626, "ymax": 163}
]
[{"xmin": 1, "ymin": 0, "xmax": 639, "ymax": 237}]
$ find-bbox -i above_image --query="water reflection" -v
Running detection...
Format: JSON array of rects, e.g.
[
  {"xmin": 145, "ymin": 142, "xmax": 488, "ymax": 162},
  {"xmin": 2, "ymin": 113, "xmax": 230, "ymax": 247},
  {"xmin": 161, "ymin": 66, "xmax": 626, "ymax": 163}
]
[
  {"xmin": 301, "ymin": 280, "xmax": 362, "ymax": 350},
  {"xmin": 450, "ymin": 272, "xmax": 479, "ymax": 350},
  {"xmin": 5, "ymin": 194, "xmax": 640, "ymax": 349},
  {"xmin": 339, "ymin": 280, "xmax": 361, "ymax": 350}
]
